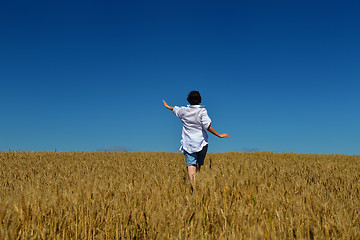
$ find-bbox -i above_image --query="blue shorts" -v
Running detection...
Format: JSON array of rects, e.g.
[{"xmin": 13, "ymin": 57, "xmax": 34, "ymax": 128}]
[{"xmin": 184, "ymin": 145, "xmax": 208, "ymax": 167}]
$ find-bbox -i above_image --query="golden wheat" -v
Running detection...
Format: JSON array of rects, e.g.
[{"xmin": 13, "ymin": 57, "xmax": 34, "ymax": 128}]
[{"xmin": 0, "ymin": 151, "xmax": 359, "ymax": 239}]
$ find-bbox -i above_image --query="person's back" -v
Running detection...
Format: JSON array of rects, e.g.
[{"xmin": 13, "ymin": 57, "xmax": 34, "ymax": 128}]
[{"xmin": 173, "ymin": 105, "xmax": 211, "ymax": 154}]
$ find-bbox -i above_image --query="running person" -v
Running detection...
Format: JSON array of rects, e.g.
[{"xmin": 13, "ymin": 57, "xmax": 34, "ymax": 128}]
[{"xmin": 163, "ymin": 91, "xmax": 230, "ymax": 181}]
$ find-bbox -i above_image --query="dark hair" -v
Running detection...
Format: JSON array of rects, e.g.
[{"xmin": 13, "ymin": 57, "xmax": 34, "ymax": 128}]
[{"xmin": 187, "ymin": 91, "xmax": 201, "ymax": 105}]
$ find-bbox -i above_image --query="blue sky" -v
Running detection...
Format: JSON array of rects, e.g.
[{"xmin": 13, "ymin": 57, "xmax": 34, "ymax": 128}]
[{"xmin": 1, "ymin": 0, "xmax": 359, "ymax": 154}]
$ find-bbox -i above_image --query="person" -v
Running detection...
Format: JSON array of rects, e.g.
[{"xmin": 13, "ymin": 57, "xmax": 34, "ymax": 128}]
[{"xmin": 163, "ymin": 91, "xmax": 230, "ymax": 181}]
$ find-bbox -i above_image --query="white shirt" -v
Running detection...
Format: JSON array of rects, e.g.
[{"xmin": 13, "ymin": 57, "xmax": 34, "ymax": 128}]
[{"xmin": 173, "ymin": 105, "xmax": 212, "ymax": 154}]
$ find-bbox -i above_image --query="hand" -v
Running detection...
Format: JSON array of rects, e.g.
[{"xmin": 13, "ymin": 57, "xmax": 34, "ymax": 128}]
[
  {"xmin": 163, "ymin": 99, "xmax": 174, "ymax": 110},
  {"xmin": 219, "ymin": 133, "xmax": 230, "ymax": 138},
  {"xmin": 163, "ymin": 99, "xmax": 168, "ymax": 107}
]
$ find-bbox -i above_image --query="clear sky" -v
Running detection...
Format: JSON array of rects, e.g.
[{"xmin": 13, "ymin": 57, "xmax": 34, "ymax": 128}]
[{"xmin": 1, "ymin": 0, "xmax": 359, "ymax": 154}]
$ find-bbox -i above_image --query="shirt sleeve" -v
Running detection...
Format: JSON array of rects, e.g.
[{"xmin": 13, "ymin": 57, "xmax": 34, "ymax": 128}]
[
  {"xmin": 172, "ymin": 106, "xmax": 182, "ymax": 118},
  {"xmin": 201, "ymin": 108, "xmax": 212, "ymax": 129}
]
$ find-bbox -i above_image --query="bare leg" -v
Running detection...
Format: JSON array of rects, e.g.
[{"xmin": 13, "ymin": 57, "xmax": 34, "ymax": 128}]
[{"xmin": 187, "ymin": 165, "xmax": 197, "ymax": 181}]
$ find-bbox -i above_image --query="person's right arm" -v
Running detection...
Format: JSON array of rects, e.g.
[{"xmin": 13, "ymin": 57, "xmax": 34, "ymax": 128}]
[{"xmin": 207, "ymin": 124, "xmax": 230, "ymax": 138}]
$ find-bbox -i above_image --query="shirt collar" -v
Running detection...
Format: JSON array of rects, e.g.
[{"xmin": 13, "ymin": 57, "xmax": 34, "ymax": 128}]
[{"xmin": 187, "ymin": 105, "xmax": 204, "ymax": 108}]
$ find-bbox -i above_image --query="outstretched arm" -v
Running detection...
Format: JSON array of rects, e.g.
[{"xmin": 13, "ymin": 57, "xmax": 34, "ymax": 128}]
[
  {"xmin": 163, "ymin": 99, "xmax": 174, "ymax": 111},
  {"xmin": 207, "ymin": 124, "xmax": 230, "ymax": 138}
]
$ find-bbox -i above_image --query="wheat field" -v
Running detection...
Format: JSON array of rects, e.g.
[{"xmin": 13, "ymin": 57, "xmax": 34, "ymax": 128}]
[{"xmin": 0, "ymin": 151, "xmax": 359, "ymax": 239}]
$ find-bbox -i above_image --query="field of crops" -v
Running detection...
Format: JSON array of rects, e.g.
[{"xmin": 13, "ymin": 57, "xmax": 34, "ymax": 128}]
[{"xmin": 0, "ymin": 151, "xmax": 359, "ymax": 239}]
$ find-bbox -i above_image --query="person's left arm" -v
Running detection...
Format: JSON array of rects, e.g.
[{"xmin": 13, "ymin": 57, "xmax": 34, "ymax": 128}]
[{"xmin": 163, "ymin": 99, "xmax": 174, "ymax": 111}]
